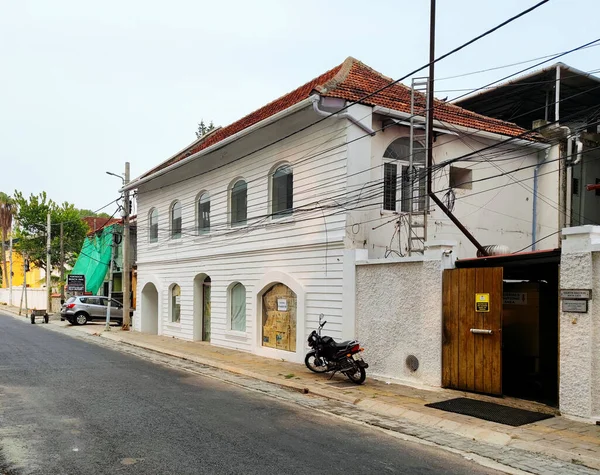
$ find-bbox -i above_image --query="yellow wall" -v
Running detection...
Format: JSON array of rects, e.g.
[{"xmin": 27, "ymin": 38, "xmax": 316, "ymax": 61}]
[{"xmin": 1, "ymin": 251, "xmax": 43, "ymax": 288}]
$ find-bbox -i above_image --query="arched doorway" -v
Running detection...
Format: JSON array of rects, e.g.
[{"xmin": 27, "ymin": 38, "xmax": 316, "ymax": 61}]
[
  {"xmin": 261, "ymin": 283, "xmax": 297, "ymax": 352},
  {"xmin": 193, "ymin": 274, "xmax": 211, "ymax": 341},
  {"xmin": 141, "ymin": 282, "xmax": 159, "ymax": 334}
]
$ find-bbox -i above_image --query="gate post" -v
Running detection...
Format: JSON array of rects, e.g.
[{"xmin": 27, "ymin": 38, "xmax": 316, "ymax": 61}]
[{"xmin": 560, "ymin": 226, "xmax": 600, "ymax": 422}]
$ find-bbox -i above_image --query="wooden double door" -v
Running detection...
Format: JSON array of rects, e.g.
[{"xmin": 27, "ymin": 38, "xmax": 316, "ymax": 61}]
[{"xmin": 442, "ymin": 267, "xmax": 503, "ymax": 395}]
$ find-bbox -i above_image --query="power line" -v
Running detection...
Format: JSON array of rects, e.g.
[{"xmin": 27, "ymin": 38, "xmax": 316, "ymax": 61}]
[
  {"xmin": 436, "ymin": 44, "xmax": 600, "ymax": 81},
  {"xmin": 130, "ymin": 1, "xmax": 550, "ymax": 198}
]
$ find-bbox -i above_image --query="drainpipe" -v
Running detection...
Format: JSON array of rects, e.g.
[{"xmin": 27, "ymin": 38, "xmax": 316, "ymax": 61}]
[
  {"xmin": 532, "ymin": 149, "xmax": 549, "ymax": 250},
  {"xmin": 310, "ymin": 95, "xmax": 376, "ymax": 136},
  {"xmin": 572, "ymin": 135, "xmax": 584, "ymax": 166}
]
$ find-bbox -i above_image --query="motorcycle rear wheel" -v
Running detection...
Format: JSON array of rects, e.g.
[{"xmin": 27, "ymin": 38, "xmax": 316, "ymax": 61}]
[
  {"xmin": 305, "ymin": 352, "xmax": 328, "ymax": 373},
  {"xmin": 345, "ymin": 366, "xmax": 366, "ymax": 384}
]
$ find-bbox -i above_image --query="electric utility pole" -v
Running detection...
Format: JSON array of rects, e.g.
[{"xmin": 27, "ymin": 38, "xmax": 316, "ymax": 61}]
[
  {"xmin": 60, "ymin": 222, "xmax": 65, "ymax": 303},
  {"xmin": 425, "ymin": 0, "xmax": 487, "ymax": 256},
  {"xmin": 122, "ymin": 162, "xmax": 131, "ymax": 331},
  {"xmin": 105, "ymin": 231, "xmax": 116, "ymax": 332},
  {"xmin": 9, "ymin": 234, "xmax": 13, "ymax": 306},
  {"xmin": 46, "ymin": 211, "xmax": 52, "ymax": 312}
]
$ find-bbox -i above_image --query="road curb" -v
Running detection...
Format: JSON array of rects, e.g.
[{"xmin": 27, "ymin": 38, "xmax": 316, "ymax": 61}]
[
  {"xmin": 95, "ymin": 331, "xmax": 600, "ymax": 471},
  {"xmin": 4, "ymin": 309, "xmax": 598, "ymax": 473},
  {"xmin": 97, "ymin": 333, "xmax": 515, "ymax": 445}
]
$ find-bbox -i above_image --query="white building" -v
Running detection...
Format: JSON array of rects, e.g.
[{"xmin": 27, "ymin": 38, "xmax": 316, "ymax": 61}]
[{"xmin": 124, "ymin": 57, "xmax": 558, "ymax": 363}]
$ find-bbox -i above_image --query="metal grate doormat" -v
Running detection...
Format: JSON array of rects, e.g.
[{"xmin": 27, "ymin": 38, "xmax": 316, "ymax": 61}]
[{"xmin": 425, "ymin": 397, "xmax": 554, "ymax": 427}]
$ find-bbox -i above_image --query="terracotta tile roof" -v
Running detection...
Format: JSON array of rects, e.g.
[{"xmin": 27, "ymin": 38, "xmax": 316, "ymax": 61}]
[
  {"xmin": 82, "ymin": 217, "xmax": 119, "ymax": 233},
  {"xmin": 143, "ymin": 57, "xmax": 532, "ymax": 179}
]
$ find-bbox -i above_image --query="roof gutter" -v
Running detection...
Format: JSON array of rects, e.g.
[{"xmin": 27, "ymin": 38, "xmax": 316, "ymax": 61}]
[
  {"xmin": 310, "ymin": 95, "xmax": 376, "ymax": 136},
  {"xmin": 122, "ymin": 96, "xmax": 316, "ymax": 192},
  {"xmin": 373, "ymin": 105, "xmax": 546, "ymax": 149}
]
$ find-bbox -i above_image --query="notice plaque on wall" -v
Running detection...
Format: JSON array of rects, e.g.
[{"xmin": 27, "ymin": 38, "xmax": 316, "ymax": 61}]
[
  {"xmin": 562, "ymin": 299, "xmax": 588, "ymax": 313},
  {"xmin": 560, "ymin": 289, "xmax": 592, "ymax": 300},
  {"xmin": 277, "ymin": 299, "xmax": 288, "ymax": 312},
  {"xmin": 67, "ymin": 274, "xmax": 85, "ymax": 292},
  {"xmin": 475, "ymin": 293, "xmax": 490, "ymax": 313}
]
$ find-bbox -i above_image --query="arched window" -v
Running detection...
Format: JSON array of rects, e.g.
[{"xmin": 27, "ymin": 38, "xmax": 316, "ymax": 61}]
[
  {"xmin": 170, "ymin": 284, "xmax": 181, "ymax": 323},
  {"xmin": 149, "ymin": 208, "xmax": 158, "ymax": 243},
  {"xmin": 230, "ymin": 180, "xmax": 247, "ymax": 226},
  {"xmin": 229, "ymin": 282, "xmax": 246, "ymax": 332},
  {"xmin": 197, "ymin": 193, "xmax": 210, "ymax": 234},
  {"xmin": 272, "ymin": 165, "xmax": 293, "ymax": 217},
  {"xmin": 382, "ymin": 138, "xmax": 426, "ymax": 212},
  {"xmin": 171, "ymin": 201, "xmax": 182, "ymax": 239}
]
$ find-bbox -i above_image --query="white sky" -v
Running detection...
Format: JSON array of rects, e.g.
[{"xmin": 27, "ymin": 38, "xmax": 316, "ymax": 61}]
[{"xmin": 1, "ymin": 0, "xmax": 598, "ymax": 213}]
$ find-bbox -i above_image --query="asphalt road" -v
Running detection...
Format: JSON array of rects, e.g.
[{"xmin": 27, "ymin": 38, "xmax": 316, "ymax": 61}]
[{"xmin": 0, "ymin": 313, "xmax": 499, "ymax": 475}]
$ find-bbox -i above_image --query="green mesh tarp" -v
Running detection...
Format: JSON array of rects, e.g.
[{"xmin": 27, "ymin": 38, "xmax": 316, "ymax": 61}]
[{"xmin": 69, "ymin": 224, "xmax": 119, "ymax": 294}]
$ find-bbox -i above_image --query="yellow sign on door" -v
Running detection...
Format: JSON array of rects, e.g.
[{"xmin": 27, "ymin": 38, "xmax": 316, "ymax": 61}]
[{"xmin": 475, "ymin": 293, "xmax": 490, "ymax": 312}]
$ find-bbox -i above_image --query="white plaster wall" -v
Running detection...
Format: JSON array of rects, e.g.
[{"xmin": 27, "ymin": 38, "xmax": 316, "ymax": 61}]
[
  {"xmin": 354, "ymin": 117, "xmax": 548, "ymax": 260},
  {"xmin": 559, "ymin": 226, "xmax": 600, "ymax": 422},
  {"xmin": 355, "ymin": 257, "xmax": 443, "ymax": 387}
]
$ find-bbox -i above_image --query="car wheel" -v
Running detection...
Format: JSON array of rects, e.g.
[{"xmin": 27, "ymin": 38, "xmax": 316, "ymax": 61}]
[{"xmin": 74, "ymin": 312, "xmax": 88, "ymax": 325}]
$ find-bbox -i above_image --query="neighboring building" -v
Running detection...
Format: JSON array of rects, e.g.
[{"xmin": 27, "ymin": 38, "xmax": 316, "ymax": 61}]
[
  {"xmin": 68, "ymin": 218, "xmax": 137, "ymax": 308},
  {"xmin": 124, "ymin": 57, "xmax": 563, "ymax": 363},
  {"xmin": 1, "ymin": 244, "xmax": 44, "ymax": 288},
  {"xmin": 456, "ymin": 62, "xmax": 600, "ymax": 233}
]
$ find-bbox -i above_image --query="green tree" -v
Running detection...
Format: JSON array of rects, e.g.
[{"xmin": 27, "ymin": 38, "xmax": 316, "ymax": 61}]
[
  {"xmin": 195, "ymin": 119, "xmax": 215, "ymax": 139},
  {"xmin": 77, "ymin": 208, "xmax": 110, "ymax": 219},
  {"xmin": 13, "ymin": 192, "xmax": 89, "ymax": 284},
  {"xmin": 0, "ymin": 192, "xmax": 16, "ymax": 287}
]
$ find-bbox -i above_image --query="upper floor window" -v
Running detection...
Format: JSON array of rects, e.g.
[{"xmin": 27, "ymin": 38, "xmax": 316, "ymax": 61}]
[
  {"xmin": 149, "ymin": 208, "xmax": 158, "ymax": 243},
  {"xmin": 272, "ymin": 165, "xmax": 293, "ymax": 217},
  {"xmin": 171, "ymin": 201, "xmax": 182, "ymax": 239},
  {"xmin": 383, "ymin": 138, "xmax": 426, "ymax": 212},
  {"xmin": 197, "ymin": 192, "xmax": 210, "ymax": 234},
  {"xmin": 231, "ymin": 180, "xmax": 247, "ymax": 226}
]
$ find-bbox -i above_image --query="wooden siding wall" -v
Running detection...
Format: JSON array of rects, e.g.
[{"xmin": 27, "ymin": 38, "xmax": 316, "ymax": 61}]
[{"xmin": 135, "ymin": 111, "xmax": 352, "ymax": 351}]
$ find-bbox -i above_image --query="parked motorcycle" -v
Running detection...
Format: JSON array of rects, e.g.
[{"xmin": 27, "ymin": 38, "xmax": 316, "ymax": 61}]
[{"xmin": 305, "ymin": 314, "xmax": 368, "ymax": 384}]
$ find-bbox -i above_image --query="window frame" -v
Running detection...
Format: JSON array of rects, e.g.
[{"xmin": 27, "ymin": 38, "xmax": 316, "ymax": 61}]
[
  {"xmin": 229, "ymin": 282, "xmax": 246, "ymax": 332},
  {"xmin": 170, "ymin": 201, "xmax": 182, "ymax": 240},
  {"xmin": 197, "ymin": 192, "xmax": 211, "ymax": 234},
  {"xmin": 382, "ymin": 137, "xmax": 427, "ymax": 213},
  {"xmin": 271, "ymin": 164, "xmax": 293, "ymax": 218},
  {"xmin": 149, "ymin": 208, "xmax": 159, "ymax": 243},
  {"xmin": 230, "ymin": 179, "xmax": 247, "ymax": 226},
  {"xmin": 170, "ymin": 284, "xmax": 181, "ymax": 323}
]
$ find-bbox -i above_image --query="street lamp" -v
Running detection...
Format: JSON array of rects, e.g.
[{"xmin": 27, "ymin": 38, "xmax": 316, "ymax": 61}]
[{"xmin": 106, "ymin": 171, "xmax": 125, "ymax": 184}]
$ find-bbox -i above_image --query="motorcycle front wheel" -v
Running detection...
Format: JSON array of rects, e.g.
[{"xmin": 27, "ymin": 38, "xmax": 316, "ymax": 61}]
[
  {"xmin": 305, "ymin": 352, "xmax": 328, "ymax": 373},
  {"xmin": 345, "ymin": 365, "xmax": 366, "ymax": 384}
]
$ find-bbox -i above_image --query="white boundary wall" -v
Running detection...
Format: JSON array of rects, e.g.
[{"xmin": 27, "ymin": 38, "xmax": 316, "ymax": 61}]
[
  {"xmin": 355, "ymin": 242, "xmax": 456, "ymax": 388},
  {"xmin": 0, "ymin": 287, "xmax": 47, "ymax": 311}
]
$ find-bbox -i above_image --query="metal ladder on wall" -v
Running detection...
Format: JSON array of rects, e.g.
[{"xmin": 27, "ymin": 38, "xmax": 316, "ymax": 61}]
[{"xmin": 407, "ymin": 77, "xmax": 429, "ymax": 256}]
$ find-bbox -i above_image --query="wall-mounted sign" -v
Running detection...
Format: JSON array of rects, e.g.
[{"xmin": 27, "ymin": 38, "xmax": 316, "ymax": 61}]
[
  {"xmin": 67, "ymin": 274, "xmax": 85, "ymax": 292},
  {"xmin": 175, "ymin": 295, "xmax": 181, "ymax": 305},
  {"xmin": 277, "ymin": 298, "xmax": 288, "ymax": 312},
  {"xmin": 562, "ymin": 299, "xmax": 588, "ymax": 313},
  {"xmin": 475, "ymin": 293, "xmax": 490, "ymax": 312},
  {"xmin": 503, "ymin": 292, "xmax": 527, "ymax": 305},
  {"xmin": 560, "ymin": 289, "xmax": 592, "ymax": 300}
]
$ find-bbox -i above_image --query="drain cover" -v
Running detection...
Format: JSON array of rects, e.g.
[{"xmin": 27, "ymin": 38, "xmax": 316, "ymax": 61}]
[{"xmin": 406, "ymin": 355, "xmax": 419, "ymax": 372}]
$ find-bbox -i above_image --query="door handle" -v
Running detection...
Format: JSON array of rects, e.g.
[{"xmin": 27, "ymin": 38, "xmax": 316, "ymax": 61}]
[{"xmin": 470, "ymin": 328, "xmax": 493, "ymax": 335}]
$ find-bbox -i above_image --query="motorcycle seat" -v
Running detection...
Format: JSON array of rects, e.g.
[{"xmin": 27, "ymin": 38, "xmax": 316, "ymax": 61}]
[{"xmin": 333, "ymin": 340, "xmax": 353, "ymax": 349}]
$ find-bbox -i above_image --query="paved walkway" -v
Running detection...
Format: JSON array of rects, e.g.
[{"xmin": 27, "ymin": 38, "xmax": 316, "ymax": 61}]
[{"xmin": 3, "ymin": 305, "xmax": 599, "ymax": 474}]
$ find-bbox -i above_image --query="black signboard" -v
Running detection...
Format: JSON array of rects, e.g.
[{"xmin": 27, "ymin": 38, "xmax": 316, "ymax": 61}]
[{"xmin": 67, "ymin": 274, "xmax": 86, "ymax": 292}]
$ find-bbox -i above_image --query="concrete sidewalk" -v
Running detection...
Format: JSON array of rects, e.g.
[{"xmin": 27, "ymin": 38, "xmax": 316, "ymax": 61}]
[{"xmin": 3, "ymin": 305, "xmax": 599, "ymax": 473}]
